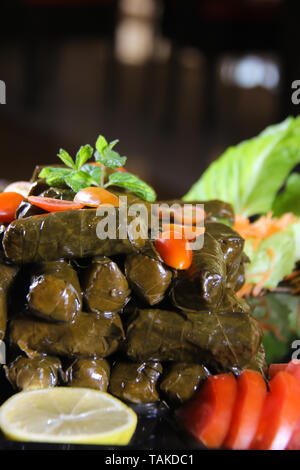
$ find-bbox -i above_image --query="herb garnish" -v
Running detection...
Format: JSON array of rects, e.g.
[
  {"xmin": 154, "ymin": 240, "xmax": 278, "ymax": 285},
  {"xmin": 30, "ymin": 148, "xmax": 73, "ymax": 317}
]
[{"xmin": 39, "ymin": 135, "xmax": 156, "ymax": 202}]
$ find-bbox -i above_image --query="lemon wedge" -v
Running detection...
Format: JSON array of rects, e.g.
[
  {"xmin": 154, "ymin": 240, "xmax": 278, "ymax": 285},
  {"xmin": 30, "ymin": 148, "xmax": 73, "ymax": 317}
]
[{"xmin": 0, "ymin": 387, "xmax": 137, "ymax": 445}]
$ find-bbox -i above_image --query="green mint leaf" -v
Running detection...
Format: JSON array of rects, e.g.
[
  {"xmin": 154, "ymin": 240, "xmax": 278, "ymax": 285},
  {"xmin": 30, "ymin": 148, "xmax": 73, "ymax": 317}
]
[
  {"xmin": 183, "ymin": 116, "xmax": 300, "ymax": 217},
  {"xmin": 57, "ymin": 148, "xmax": 76, "ymax": 169},
  {"xmin": 38, "ymin": 167, "xmax": 73, "ymax": 187},
  {"xmin": 80, "ymin": 163, "xmax": 103, "ymax": 186},
  {"xmin": 107, "ymin": 139, "xmax": 119, "ymax": 150},
  {"xmin": 105, "ymin": 171, "xmax": 156, "ymax": 202},
  {"xmin": 75, "ymin": 144, "xmax": 93, "ymax": 170},
  {"xmin": 95, "ymin": 148, "xmax": 127, "ymax": 169},
  {"xmin": 64, "ymin": 169, "xmax": 95, "ymax": 193},
  {"xmin": 94, "ymin": 135, "xmax": 126, "ymax": 169},
  {"xmin": 95, "ymin": 135, "xmax": 108, "ymax": 154},
  {"xmin": 272, "ymin": 173, "xmax": 300, "ymax": 217}
]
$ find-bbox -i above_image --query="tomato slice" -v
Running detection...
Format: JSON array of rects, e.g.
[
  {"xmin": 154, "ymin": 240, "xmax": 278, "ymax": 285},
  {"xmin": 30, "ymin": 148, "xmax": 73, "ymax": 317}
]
[
  {"xmin": 162, "ymin": 223, "xmax": 205, "ymax": 241},
  {"xmin": 268, "ymin": 363, "xmax": 287, "ymax": 379},
  {"xmin": 0, "ymin": 191, "xmax": 25, "ymax": 223},
  {"xmin": 224, "ymin": 370, "xmax": 267, "ymax": 450},
  {"xmin": 176, "ymin": 373, "xmax": 237, "ymax": 448},
  {"xmin": 269, "ymin": 359, "xmax": 300, "ymax": 382},
  {"xmin": 287, "ymin": 417, "xmax": 300, "ymax": 450},
  {"xmin": 250, "ymin": 371, "xmax": 300, "ymax": 450},
  {"xmin": 74, "ymin": 187, "xmax": 121, "ymax": 207},
  {"xmin": 154, "ymin": 230, "xmax": 192, "ymax": 270},
  {"xmin": 28, "ymin": 196, "xmax": 84, "ymax": 212},
  {"xmin": 268, "ymin": 360, "xmax": 300, "ymax": 450}
]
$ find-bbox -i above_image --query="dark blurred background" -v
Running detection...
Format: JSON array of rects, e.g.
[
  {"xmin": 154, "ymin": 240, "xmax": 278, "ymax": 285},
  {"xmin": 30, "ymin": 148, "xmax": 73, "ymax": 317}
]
[{"xmin": 0, "ymin": 0, "xmax": 299, "ymax": 198}]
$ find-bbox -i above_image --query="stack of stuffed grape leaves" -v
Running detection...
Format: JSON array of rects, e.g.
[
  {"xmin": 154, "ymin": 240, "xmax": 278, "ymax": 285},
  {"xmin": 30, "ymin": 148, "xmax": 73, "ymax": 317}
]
[{"xmin": 0, "ymin": 152, "xmax": 267, "ymax": 450}]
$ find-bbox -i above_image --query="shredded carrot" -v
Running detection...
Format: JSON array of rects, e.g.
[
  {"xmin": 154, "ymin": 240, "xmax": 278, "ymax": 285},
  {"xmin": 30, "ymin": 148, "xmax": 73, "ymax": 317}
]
[
  {"xmin": 236, "ymin": 283, "xmax": 254, "ymax": 298},
  {"xmin": 233, "ymin": 211, "xmax": 298, "ymax": 249},
  {"xmin": 234, "ymin": 212, "xmax": 299, "ymax": 297}
]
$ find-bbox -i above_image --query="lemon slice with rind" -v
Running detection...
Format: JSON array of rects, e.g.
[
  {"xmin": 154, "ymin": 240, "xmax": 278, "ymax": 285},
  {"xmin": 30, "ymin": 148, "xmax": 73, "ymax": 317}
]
[{"xmin": 0, "ymin": 387, "xmax": 137, "ymax": 445}]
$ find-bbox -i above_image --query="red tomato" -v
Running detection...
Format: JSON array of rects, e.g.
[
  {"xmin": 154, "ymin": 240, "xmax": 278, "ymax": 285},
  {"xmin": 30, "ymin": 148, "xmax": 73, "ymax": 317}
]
[
  {"xmin": 250, "ymin": 371, "xmax": 300, "ymax": 450},
  {"xmin": 268, "ymin": 360, "xmax": 300, "ymax": 450},
  {"xmin": 28, "ymin": 196, "xmax": 84, "ymax": 212},
  {"xmin": 268, "ymin": 363, "xmax": 287, "ymax": 379},
  {"xmin": 154, "ymin": 230, "xmax": 192, "ymax": 270},
  {"xmin": 287, "ymin": 418, "xmax": 300, "ymax": 450},
  {"xmin": 176, "ymin": 373, "xmax": 237, "ymax": 448},
  {"xmin": 224, "ymin": 370, "xmax": 267, "ymax": 450},
  {"xmin": 74, "ymin": 187, "xmax": 121, "ymax": 207},
  {"xmin": 0, "ymin": 192, "xmax": 25, "ymax": 223},
  {"xmin": 269, "ymin": 359, "xmax": 300, "ymax": 382}
]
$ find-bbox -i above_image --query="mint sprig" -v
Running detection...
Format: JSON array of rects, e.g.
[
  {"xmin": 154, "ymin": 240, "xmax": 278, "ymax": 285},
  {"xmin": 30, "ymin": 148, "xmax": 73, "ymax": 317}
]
[
  {"xmin": 39, "ymin": 144, "xmax": 96, "ymax": 189},
  {"xmin": 38, "ymin": 134, "xmax": 157, "ymax": 202},
  {"xmin": 94, "ymin": 135, "xmax": 127, "ymax": 169}
]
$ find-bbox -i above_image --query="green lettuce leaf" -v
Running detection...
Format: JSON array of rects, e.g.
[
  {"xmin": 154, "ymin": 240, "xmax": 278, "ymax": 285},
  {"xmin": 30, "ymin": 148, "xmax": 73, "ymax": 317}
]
[
  {"xmin": 183, "ymin": 117, "xmax": 300, "ymax": 217},
  {"xmin": 243, "ymin": 223, "xmax": 300, "ymax": 289},
  {"xmin": 272, "ymin": 173, "xmax": 300, "ymax": 217}
]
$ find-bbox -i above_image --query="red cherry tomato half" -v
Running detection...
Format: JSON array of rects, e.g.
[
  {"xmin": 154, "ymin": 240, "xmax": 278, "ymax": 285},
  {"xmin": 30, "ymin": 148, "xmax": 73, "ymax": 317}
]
[
  {"xmin": 154, "ymin": 230, "xmax": 192, "ymax": 270},
  {"xmin": 0, "ymin": 191, "xmax": 25, "ymax": 223},
  {"xmin": 28, "ymin": 196, "xmax": 84, "ymax": 212}
]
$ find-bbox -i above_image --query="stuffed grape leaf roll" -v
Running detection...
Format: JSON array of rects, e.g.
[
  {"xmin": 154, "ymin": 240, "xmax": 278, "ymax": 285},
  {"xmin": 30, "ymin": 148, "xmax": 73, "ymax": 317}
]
[
  {"xmin": 9, "ymin": 312, "xmax": 124, "ymax": 358},
  {"xmin": 0, "ymin": 263, "xmax": 19, "ymax": 340},
  {"xmin": 205, "ymin": 221, "xmax": 245, "ymax": 289},
  {"xmin": 27, "ymin": 260, "xmax": 82, "ymax": 322},
  {"xmin": 3, "ymin": 208, "xmax": 147, "ymax": 264},
  {"xmin": 126, "ymin": 308, "xmax": 263, "ymax": 371},
  {"xmin": 124, "ymin": 253, "xmax": 172, "ymax": 306},
  {"xmin": 82, "ymin": 256, "xmax": 130, "ymax": 314},
  {"xmin": 65, "ymin": 358, "xmax": 110, "ymax": 391},
  {"xmin": 160, "ymin": 363, "xmax": 210, "ymax": 404},
  {"xmin": 109, "ymin": 361, "xmax": 162, "ymax": 404},
  {"xmin": 4, "ymin": 355, "xmax": 63, "ymax": 391},
  {"xmin": 170, "ymin": 232, "xmax": 226, "ymax": 311}
]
